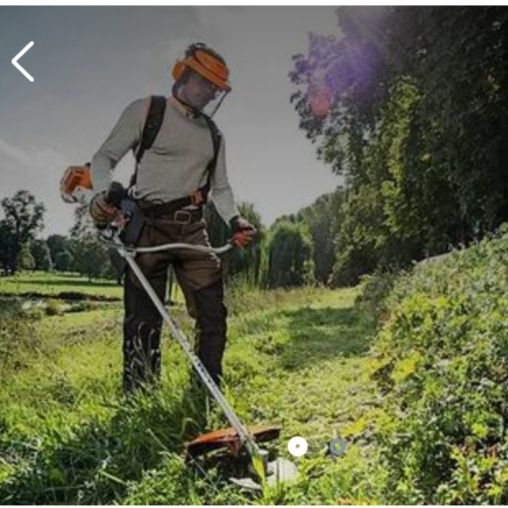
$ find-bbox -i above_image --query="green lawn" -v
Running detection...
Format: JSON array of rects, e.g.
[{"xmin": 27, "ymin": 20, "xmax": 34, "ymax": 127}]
[
  {"xmin": 0, "ymin": 271, "xmax": 123, "ymax": 300},
  {"xmin": 0, "ymin": 277, "xmax": 381, "ymax": 504}
]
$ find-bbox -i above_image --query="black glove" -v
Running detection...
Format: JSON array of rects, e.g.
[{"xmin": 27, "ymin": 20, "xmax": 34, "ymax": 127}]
[
  {"xmin": 88, "ymin": 182, "xmax": 125, "ymax": 228},
  {"xmin": 89, "ymin": 192, "xmax": 120, "ymax": 228}
]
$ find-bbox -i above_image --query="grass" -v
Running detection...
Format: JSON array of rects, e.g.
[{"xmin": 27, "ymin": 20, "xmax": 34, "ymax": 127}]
[
  {"xmin": 2, "ymin": 228, "xmax": 504, "ymax": 504},
  {"xmin": 0, "ymin": 275, "xmax": 381, "ymax": 504},
  {"xmin": 0, "ymin": 271, "xmax": 123, "ymax": 300}
]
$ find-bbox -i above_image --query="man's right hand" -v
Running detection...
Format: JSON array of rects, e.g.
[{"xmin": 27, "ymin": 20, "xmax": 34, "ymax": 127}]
[{"xmin": 89, "ymin": 191, "xmax": 121, "ymax": 228}]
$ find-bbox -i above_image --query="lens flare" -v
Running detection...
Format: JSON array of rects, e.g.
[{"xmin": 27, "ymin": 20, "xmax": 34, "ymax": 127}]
[{"xmin": 309, "ymin": 85, "xmax": 332, "ymax": 119}]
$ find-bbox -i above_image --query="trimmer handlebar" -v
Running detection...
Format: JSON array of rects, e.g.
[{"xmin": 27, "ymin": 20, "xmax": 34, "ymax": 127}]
[
  {"xmin": 129, "ymin": 241, "xmax": 233, "ymax": 255},
  {"xmin": 100, "ymin": 182, "xmax": 253, "ymax": 254}
]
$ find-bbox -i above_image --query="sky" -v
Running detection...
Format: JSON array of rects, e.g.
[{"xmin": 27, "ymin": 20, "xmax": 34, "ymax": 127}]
[{"xmin": 0, "ymin": 6, "xmax": 342, "ymax": 236}]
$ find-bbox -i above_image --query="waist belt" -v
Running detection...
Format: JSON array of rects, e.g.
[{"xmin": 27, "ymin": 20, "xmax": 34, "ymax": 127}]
[{"xmin": 137, "ymin": 200, "xmax": 203, "ymax": 223}]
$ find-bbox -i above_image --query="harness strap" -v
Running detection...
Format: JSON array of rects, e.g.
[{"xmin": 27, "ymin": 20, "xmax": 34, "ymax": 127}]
[
  {"xmin": 130, "ymin": 95, "xmax": 167, "ymax": 188},
  {"xmin": 129, "ymin": 95, "xmax": 222, "ymax": 208}
]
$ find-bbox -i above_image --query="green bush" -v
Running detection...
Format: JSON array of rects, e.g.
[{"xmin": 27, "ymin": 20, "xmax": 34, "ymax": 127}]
[
  {"xmin": 355, "ymin": 269, "xmax": 401, "ymax": 320},
  {"xmin": 369, "ymin": 224, "xmax": 508, "ymax": 503}
]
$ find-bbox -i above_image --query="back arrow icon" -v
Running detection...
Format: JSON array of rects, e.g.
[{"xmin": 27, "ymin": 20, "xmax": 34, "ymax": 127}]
[{"xmin": 12, "ymin": 41, "xmax": 35, "ymax": 82}]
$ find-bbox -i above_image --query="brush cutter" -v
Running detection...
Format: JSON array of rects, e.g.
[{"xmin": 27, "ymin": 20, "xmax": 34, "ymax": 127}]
[{"xmin": 60, "ymin": 167, "xmax": 297, "ymax": 487}]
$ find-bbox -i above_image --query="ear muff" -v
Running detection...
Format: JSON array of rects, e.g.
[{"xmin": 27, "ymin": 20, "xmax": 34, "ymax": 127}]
[{"xmin": 172, "ymin": 60, "xmax": 186, "ymax": 82}]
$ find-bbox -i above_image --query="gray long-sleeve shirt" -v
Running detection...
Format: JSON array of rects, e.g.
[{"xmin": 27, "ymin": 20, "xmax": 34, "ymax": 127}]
[{"xmin": 91, "ymin": 97, "xmax": 239, "ymax": 224}]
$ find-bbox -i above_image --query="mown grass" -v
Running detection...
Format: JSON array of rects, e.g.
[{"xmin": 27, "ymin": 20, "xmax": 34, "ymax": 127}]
[
  {"xmin": 3, "ymin": 226, "xmax": 505, "ymax": 503},
  {"xmin": 0, "ymin": 280, "xmax": 380, "ymax": 504},
  {"xmin": 0, "ymin": 271, "xmax": 122, "ymax": 300}
]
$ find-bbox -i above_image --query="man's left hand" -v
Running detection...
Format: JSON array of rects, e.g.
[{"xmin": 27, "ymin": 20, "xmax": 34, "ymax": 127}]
[{"xmin": 230, "ymin": 216, "xmax": 257, "ymax": 249}]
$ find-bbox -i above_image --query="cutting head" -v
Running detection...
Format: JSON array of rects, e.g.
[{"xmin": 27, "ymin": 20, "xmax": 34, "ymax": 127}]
[{"xmin": 185, "ymin": 424, "xmax": 280, "ymax": 458}]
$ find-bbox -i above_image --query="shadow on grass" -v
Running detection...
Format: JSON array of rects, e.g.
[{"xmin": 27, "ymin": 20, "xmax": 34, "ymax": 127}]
[
  {"xmin": 275, "ymin": 306, "xmax": 375, "ymax": 370},
  {"xmin": 0, "ymin": 277, "xmax": 122, "ymax": 302},
  {"xmin": 0, "ymin": 383, "xmax": 214, "ymax": 504},
  {"xmin": 0, "ymin": 291, "xmax": 120, "ymax": 302},
  {"xmin": 7, "ymin": 277, "xmax": 119, "ymax": 289}
]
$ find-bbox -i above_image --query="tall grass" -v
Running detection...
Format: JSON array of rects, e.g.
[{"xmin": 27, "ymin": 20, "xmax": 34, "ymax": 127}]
[
  {"xmin": 367, "ymin": 225, "xmax": 508, "ymax": 503},
  {"xmin": 0, "ymin": 282, "xmax": 379, "ymax": 504}
]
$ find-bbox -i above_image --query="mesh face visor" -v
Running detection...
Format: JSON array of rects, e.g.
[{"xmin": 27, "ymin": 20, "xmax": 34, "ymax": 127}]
[
  {"xmin": 201, "ymin": 87, "xmax": 229, "ymax": 118},
  {"xmin": 173, "ymin": 70, "xmax": 230, "ymax": 118},
  {"xmin": 172, "ymin": 46, "xmax": 231, "ymax": 117}
]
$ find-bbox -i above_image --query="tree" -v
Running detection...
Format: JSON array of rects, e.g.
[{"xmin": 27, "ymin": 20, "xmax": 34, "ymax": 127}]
[
  {"xmin": 297, "ymin": 187, "xmax": 344, "ymax": 284},
  {"xmin": 47, "ymin": 235, "xmax": 71, "ymax": 265},
  {"xmin": 18, "ymin": 243, "xmax": 35, "ymax": 271},
  {"xmin": 104, "ymin": 248, "xmax": 126, "ymax": 284},
  {"xmin": 264, "ymin": 220, "xmax": 314, "ymax": 289},
  {"xmin": 0, "ymin": 190, "xmax": 45, "ymax": 274},
  {"xmin": 205, "ymin": 201, "xmax": 265, "ymax": 285},
  {"xmin": 30, "ymin": 239, "xmax": 53, "ymax": 271},
  {"xmin": 54, "ymin": 250, "xmax": 73, "ymax": 272},
  {"xmin": 75, "ymin": 242, "xmax": 110, "ymax": 281},
  {"xmin": 290, "ymin": 7, "xmax": 508, "ymax": 284},
  {"xmin": 0, "ymin": 223, "xmax": 15, "ymax": 276},
  {"xmin": 69, "ymin": 204, "xmax": 111, "ymax": 280}
]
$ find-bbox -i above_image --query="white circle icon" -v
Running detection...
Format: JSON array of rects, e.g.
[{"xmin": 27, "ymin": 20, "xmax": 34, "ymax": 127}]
[{"xmin": 287, "ymin": 436, "xmax": 308, "ymax": 457}]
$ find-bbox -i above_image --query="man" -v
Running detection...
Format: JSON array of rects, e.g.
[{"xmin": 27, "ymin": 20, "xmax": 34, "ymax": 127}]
[{"xmin": 88, "ymin": 42, "xmax": 255, "ymax": 393}]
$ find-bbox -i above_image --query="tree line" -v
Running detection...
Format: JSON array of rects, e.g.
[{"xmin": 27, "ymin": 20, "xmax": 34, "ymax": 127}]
[
  {"xmin": 0, "ymin": 190, "xmax": 123, "ymax": 280},
  {"xmin": 4, "ymin": 8, "xmax": 500, "ymax": 288},
  {"xmin": 289, "ymin": 6, "xmax": 508, "ymax": 284},
  {"xmin": 0, "ymin": 189, "xmax": 338, "ymax": 288}
]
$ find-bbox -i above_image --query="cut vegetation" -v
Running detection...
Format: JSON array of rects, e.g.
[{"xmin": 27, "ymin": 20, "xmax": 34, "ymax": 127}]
[{"xmin": 1, "ymin": 226, "xmax": 507, "ymax": 504}]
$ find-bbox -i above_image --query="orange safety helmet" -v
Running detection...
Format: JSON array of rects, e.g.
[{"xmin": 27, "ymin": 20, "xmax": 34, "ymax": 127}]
[{"xmin": 172, "ymin": 43, "xmax": 231, "ymax": 92}]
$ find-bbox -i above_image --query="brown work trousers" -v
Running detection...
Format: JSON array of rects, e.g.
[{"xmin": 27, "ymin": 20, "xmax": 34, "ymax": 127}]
[{"xmin": 122, "ymin": 215, "xmax": 227, "ymax": 393}]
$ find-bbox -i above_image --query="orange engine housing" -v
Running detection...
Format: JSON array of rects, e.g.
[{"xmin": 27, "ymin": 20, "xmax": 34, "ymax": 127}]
[{"xmin": 60, "ymin": 164, "xmax": 93, "ymax": 203}]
